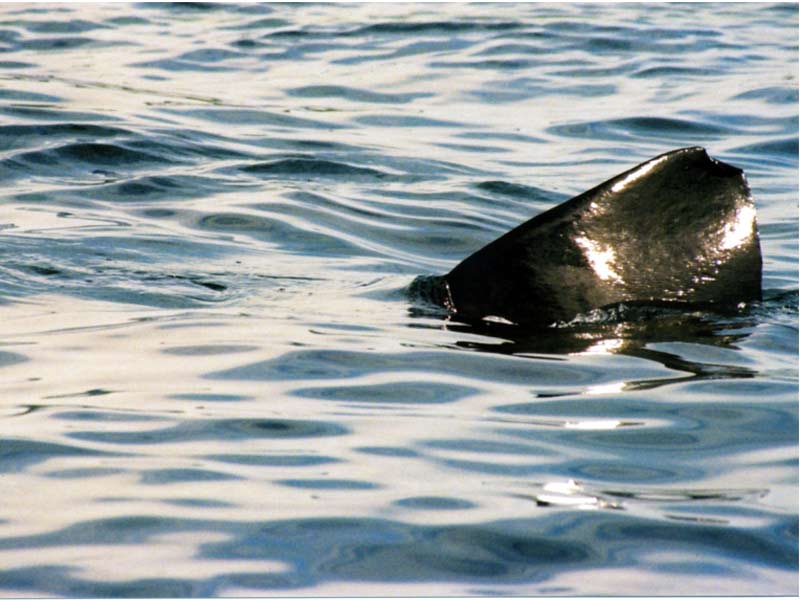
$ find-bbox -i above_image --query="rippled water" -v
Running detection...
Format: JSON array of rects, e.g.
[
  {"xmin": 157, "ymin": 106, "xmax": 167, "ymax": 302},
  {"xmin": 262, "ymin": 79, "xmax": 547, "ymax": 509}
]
[{"xmin": 0, "ymin": 2, "xmax": 797, "ymax": 596}]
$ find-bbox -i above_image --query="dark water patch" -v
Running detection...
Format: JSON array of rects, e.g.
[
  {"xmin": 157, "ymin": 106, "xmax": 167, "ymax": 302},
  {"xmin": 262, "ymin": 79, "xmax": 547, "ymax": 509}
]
[
  {"xmin": 51, "ymin": 142, "xmax": 170, "ymax": 166},
  {"xmin": 67, "ymin": 418, "xmax": 348, "ymax": 445},
  {"xmin": 43, "ymin": 389, "xmax": 114, "ymax": 399},
  {"xmin": 0, "ymin": 511, "xmax": 792, "ymax": 594},
  {"xmin": 673, "ymin": 379, "xmax": 797, "ymax": 401},
  {"xmin": 0, "ymin": 123, "xmax": 131, "ymax": 151},
  {"xmin": 140, "ymin": 468, "xmax": 240, "ymax": 485},
  {"xmin": 609, "ymin": 519, "xmax": 798, "ymax": 571},
  {"xmin": 424, "ymin": 438, "xmax": 557, "ymax": 458},
  {"xmin": 683, "ymin": 111, "xmax": 796, "ymax": 135},
  {"xmin": 0, "ymin": 61, "xmax": 34, "ymax": 69},
  {"xmin": 547, "ymin": 116, "xmax": 731, "ymax": 141},
  {"xmin": 256, "ymin": 42, "xmax": 353, "ymax": 63},
  {"xmin": 0, "ymin": 88, "xmax": 62, "ymax": 103},
  {"xmin": 584, "ymin": 36, "xmax": 635, "ymax": 53},
  {"xmin": 133, "ymin": 57, "xmax": 232, "ymax": 72},
  {"xmin": 168, "ymin": 107, "xmax": 347, "ymax": 131},
  {"xmin": 176, "ymin": 48, "xmax": 244, "ymax": 64},
  {"xmin": 1, "ymin": 142, "xmax": 175, "ymax": 181},
  {"xmin": 394, "ymin": 496, "xmax": 477, "ymax": 510},
  {"xmin": 53, "ymin": 410, "xmax": 159, "ymax": 423},
  {"xmin": 0, "ymin": 439, "xmax": 115, "ymax": 473},
  {"xmin": 292, "ymin": 381, "xmax": 479, "ymax": 405},
  {"xmin": 129, "ymin": 1, "xmax": 252, "ymax": 16},
  {"xmin": 522, "ymin": 403, "xmax": 797, "ymax": 457},
  {"xmin": 0, "ymin": 234, "xmax": 248, "ymax": 307},
  {"xmin": 324, "ymin": 188, "xmax": 497, "ymax": 223},
  {"xmin": 632, "ymin": 65, "xmax": 723, "ymax": 78},
  {"xmin": 16, "ymin": 36, "xmax": 97, "ymax": 51},
  {"xmin": 85, "ymin": 173, "xmax": 232, "ymax": 203},
  {"xmin": 356, "ymin": 446, "xmax": 419, "ymax": 458},
  {"xmin": 0, "ymin": 28, "xmax": 21, "ymax": 43},
  {"xmin": 457, "ymin": 130, "xmax": 547, "ymax": 145},
  {"xmin": 237, "ymin": 135, "xmax": 361, "ymax": 154},
  {"xmin": 16, "ymin": 18, "xmax": 106, "ymax": 34},
  {"xmin": 432, "ymin": 458, "xmax": 550, "ymax": 477},
  {"xmin": 548, "ymin": 60, "xmax": 643, "ymax": 78},
  {"xmin": 169, "ymin": 393, "xmax": 252, "ymax": 403},
  {"xmin": 335, "ymin": 38, "xmax": 477, "ymax": 66},
  {"xmin": 353, "ymin": 114, "xmax": 463, "ymax": 129},
  {"xmin": 470, "ymin": 82, "xmax": 617, "ymax": 103},
  {"xmin": 287, "ymin": 85, "xmax": 428, "ymax": 104},
  {"xmin": 429, "ymin": 58, "xmax": 535, "ymax": 71},
  {"xmin": 44, "ymin": 467, "xmax": 124, "ymax": 479},
  {"xmin": 347, "ymin": 20, "xmax": 523, "ymax": 37},
  {"xmin": 474, "ymin": 43, "xmax": 550, "ymax": 57},
  {"xmin": 0, "ymin": 566, "xmax": 203, "ymax": 599},
  {"xmin": 162, "ymin": 344, "xmax": 257, "ymax": 357},
  {"xmin": 729, "ymin": 137, "xmax": 799, "ymax": 161},
  {"xmin": 240, "ymin": 157, "xmax": 395, "ymax": 180},
  {"xmin": 124, "ymin": 137, "xmax": 250, "ymax": 162},
  {"xmin": 733, "ymin": 86, "xmax": 799, "ymax": 104},
  {"xmin": 208, "ymin": 349, "xmax": 671, "ymax": 388},
  {"xmin": 105, "ymin": 15, "xmax": 151, "ymax": 26},
  {"xmin": 0, "ymin": 105, "xmax": 119, "ymax": 122},
  {"xmin": 225, "ymin": 17, "xmax": 289, "ymax": 31},
  {"xmin": 276, "ymin": 478, "xmax": 379, "ymax": 490},
  {"xmin": 495, "ymin": 396, "xmax": 670, "ymax": 418},
  {"xmin": 205, "ymin": 454, "xmax": 339, "ymax": 468},
  {"xmin": 0, "ymin": 350, "xmax": 28, "ymax": 370},
  {"xmin": 164, "ymin": 498, "xmax": 235, "ymax": 508},
  {"xmin": 190, "ymin": 211, "xmax": 367, "ymax": 258},
  {"xmin": 475, "ymin": 180, "xmax": 567, "ymax": 205},
  {"xmin": 436, "ymin": 141, "xmax": 510, "ymax": 154},
  {"xmin": 566, "ymin": 461, "xmax": 688, "ymax": 484}
]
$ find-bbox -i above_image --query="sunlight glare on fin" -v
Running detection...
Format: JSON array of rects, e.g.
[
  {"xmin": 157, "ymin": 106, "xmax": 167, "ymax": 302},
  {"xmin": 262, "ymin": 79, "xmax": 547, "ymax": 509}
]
[
  {"xmin": 719, "ymin": 204, "xmax": 757, "ymax": 251},
  {"xmin": 610, "ymin": 154, "xmax": 670, "ymax": 193},
  {"xmin": 575, "ymin": 237, "xmax": 624, "ymax": 284}
]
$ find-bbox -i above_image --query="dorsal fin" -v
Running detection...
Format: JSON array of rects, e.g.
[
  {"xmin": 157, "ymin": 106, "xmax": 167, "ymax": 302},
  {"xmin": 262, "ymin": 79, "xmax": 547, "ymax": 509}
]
[{"xmin": 441, "ymin": 147, "xmax": 762, "ymax": 326}]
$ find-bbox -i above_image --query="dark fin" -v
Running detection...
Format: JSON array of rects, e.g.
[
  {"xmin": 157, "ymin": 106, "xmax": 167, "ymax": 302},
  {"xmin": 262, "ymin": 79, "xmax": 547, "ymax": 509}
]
[{"xmin": 441, "ymin": 147, "xmax": 762, "ymax": 327}]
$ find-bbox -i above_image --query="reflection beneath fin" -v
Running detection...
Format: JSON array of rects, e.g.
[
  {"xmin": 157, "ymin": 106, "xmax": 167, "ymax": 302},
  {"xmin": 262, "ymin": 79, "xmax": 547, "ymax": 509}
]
[
  {"xmin": 524, "ymin": 479, "xmax": 768, "ymax": 515},
  {"xmin": 418, "ymin": 302, "xmax": 761, "ymax": 391},
  {"xmin": 603, "ymin": 487, "xmax": 768, "ymax": 503},
  {"xmin": 525, "ymin": 480, "xmax": 624, "ymax": 510}
]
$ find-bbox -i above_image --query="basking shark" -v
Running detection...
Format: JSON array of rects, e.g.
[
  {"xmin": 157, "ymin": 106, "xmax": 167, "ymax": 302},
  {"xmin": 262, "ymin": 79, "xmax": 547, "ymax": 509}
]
[{"xmin": 414, "ymin": 147, "xmax": 762, "ymax": 327}]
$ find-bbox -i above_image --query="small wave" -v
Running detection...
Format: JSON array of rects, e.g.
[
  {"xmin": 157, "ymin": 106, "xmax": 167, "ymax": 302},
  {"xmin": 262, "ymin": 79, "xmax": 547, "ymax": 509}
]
[
  {"xmin": 632, "ymin": 65, "xmax": 723, "ymax": 78},
  {"xmin": 547, "ymin": 116, "xmax": 731, "ymax": 141},
  {"xmin": 0, "ymin": 124, "xmax": 130, "ymax": 149},
  {"xmin": 240, "ymin": 157, "xmax": 394, "ymax": 180},
  {"xmin": 733, "ymin": 86, "xmax": 798, "ymax": 105},
  {"xmin": 170, "ymin": 107, "xmax": 347, "ymax": 130},
  {"xmin": 133, "ymin": 58, "xmax": 231, "ymax": 72},
  {"xmin": 68, "ymin": 417, "xmax": 348, "ymax": 445},
  {"xmin": 292, "ymin": 381, "xmax": 479, "ymax": 405},
  {"xmin": 729, "ymin": 137, "xmax": 799, "ymax": 161},
  {"xmin": 0, "ymin": 105, "xmax": 119, "ymax": 122},
  {"xmin": 346, "ymin": 20, "xmax": 523, "ymax": 36},
  {"xmin": 286, "ymin": 85, "xmax": 428, "ymax": 105},
  {"xmin": 353, "ymin": 114, "xmax": 462, "ymax": 128},
  {"xmin": 0, "ymin": 142, "xmax": 177, "ymax": 181},
  {"xmin": 19, "ymin": 19, "xmax": 106, "ymax": 34}
]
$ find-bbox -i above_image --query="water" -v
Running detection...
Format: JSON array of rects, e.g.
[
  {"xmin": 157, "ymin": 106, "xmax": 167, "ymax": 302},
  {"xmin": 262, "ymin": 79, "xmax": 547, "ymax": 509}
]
[{"xmin": 0, "ymin": 2, "xmax": 796, "ymax": 596}]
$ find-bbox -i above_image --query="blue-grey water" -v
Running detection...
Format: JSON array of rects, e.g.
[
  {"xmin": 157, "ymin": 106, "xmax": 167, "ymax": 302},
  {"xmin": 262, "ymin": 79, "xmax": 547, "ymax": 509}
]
[{"xmin": 0, "ymin": 2, "xmax": 797, "ymax": 597}]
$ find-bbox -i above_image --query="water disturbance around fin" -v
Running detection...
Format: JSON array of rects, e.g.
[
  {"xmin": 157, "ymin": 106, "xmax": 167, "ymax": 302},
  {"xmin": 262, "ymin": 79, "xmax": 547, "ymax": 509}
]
[{"xmin": 420, "ymin": 147, "xmax": 762, "ymax": 328}]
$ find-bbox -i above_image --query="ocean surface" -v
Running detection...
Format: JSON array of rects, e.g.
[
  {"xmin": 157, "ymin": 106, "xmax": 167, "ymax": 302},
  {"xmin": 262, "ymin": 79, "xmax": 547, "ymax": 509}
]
[{"xmin": 0, "ymin": 2, "xmax": 796, "ymax": 597}]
